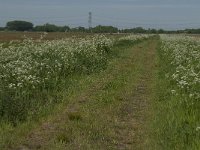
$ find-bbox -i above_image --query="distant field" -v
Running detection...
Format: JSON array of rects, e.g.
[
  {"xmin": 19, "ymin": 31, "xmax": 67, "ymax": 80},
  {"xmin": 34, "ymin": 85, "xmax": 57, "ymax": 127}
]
[
  {"xmin": 0, "ymin": 31, "xmax": 126, "ymax": 41},
  {"xmin": 0, "ymin": 32, "xmax": 92, "ymax": 41}
]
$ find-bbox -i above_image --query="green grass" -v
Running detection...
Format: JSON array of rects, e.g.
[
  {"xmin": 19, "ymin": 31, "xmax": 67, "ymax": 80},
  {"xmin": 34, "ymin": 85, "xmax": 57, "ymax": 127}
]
[
  {"xmin": 151, "ymin": 38, "xmax": 200, "ymax": 150},
  {"xmin": 41, "ymin": 37, "xmax": 157, "ymax": 150},
  {"xmin": 1, "ymin": 35, "xmax": 198, "ymax": 149},
  {"xmin": 0, "ymin": 36, "xmax": 155, "ymax": 149},
  {"xmin": 42, "ymin": 36, "xmax": 200, "ymax": 150},
  {"xmin": 0, "ymin": 35, "xmax": 113, "ymax": 124}
]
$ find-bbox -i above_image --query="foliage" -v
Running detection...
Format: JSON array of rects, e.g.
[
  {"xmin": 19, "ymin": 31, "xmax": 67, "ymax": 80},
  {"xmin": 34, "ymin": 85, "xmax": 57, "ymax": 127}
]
[
  {"xmin": 0, "ymin": 27, "xmax": 5, "ymax": 31},
  {"xmin": 0, "ymin": 34, "xmax": 151, "ymax": 124},
  {"xmin": 92, "ymin": 25, "xmax": 118, "ymax": 33},
  {"xmin": 3, "ymin": 20, "xmax": 200, "ymax": 33},
  {"xmin": 34, "ymin": 23, "xmax": 70, "ymax": 32},
  {"xmin": 160, "ymin": 35, "xmax": 200, "ymax": 100},
  {"xmin": 152, "ymin": 35, "xmax": 200, "ymax": 150},
  {"xmin": 119, "ymin": 34, "xmax": 150, "ymax": 41},
  {"xmin": 70, "ymin": 26, "xmax": 87, "ymax": 32},
  {"xmin": 0, "ymin": 34, "xmax": 153, "ymax": 149},
  {"xmin": 0, "ymin": 34, "xmax": 113, "ymax": 123},
  {"xmin": 6, "ymin": 20, "xmax": 33, "ymax": 31},
  {"xmin": 122, "ymin": 27, "xmax": 166, "ymax": 34}
]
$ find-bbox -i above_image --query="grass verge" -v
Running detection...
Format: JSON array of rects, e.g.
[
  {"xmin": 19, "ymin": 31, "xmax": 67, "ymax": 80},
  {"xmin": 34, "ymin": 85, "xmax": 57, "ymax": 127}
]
[
  {"xmin": 151, "ymin": 38, "xmax": 200, "ymax": 150},
  {"xmin": 0, "ymin": 37, "xmax": 156, "ymax": 149}
]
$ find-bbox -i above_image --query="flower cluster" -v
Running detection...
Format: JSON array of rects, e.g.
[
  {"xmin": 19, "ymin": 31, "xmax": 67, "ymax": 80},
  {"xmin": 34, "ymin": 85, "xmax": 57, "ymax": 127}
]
[
  {"xmin": 0, "ymin": 35, "xmax": 113, "ymax": 92},
  {"xmin": 119, "ymin": 34, "xmax": 152, "ymax": 41},
  {"xmin": 160, "ymin": 34, "xmax": 200, "ymax": 101}
]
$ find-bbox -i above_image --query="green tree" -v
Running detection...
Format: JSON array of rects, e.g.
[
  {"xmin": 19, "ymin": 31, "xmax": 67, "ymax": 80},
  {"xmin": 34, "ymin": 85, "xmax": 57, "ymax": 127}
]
[
  {"xmin": 59, "ymin": 26, "xmax": 70, "ymax": 32},
  {"xmin": 92, "ymin": 25, "xmax": 118, "ymax": 33},
  {"xmin": 6, "ymin": 20, "xmax": 33, "ymax": 31},
  {"xmin": 34, "ymin": 24, "xmax": 70, "ymax": 32},
  {"xmin": 0, "ymin": 27, "xmax": 4, "ymax": 31}
]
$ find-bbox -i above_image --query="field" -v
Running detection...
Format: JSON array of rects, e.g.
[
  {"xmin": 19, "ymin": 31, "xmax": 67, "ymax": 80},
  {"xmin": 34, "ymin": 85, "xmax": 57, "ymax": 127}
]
[
  {"xmin": 0, "ymin": 32, "xmax": 125, "ymax": 42},
  {"xmin": 0, "ymin": 32, "xmax": 89, "ymax": 41},
  {"xmin": 0, "ymin": 32, "xmax": 199, "ymax": 149}
]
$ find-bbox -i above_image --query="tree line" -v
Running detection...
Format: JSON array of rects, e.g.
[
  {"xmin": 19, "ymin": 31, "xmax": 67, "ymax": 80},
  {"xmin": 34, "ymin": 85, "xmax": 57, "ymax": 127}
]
[{"xmin": 1, "ymin": 20, "xmax": 200, "ymax": 34}]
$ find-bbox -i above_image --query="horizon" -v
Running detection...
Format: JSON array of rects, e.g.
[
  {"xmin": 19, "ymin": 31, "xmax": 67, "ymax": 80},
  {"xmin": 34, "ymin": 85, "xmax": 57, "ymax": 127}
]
[{"xmin": 0, "ymin": 0, "xmax": 200, "ymax": 30}]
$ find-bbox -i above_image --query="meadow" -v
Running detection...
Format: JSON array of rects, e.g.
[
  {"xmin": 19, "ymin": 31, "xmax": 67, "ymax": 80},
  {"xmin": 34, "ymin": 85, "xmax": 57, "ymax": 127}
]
[
  {"xmin": 152, "ymin": 34, "xmax": 200, "ymax": 149},
  {"xmin": 0, "ymin": 32, "xmax": 199, "ymax": 149}
]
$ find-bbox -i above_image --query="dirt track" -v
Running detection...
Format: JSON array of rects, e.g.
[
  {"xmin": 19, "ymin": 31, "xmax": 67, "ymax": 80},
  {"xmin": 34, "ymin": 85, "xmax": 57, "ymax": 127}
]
[{"xmin": 14, "ymin": 37, "xmax": 158, "ymax": 150}]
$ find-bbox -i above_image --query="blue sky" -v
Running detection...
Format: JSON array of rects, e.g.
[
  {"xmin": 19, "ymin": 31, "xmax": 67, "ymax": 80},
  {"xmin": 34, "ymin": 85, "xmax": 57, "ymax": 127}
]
[{"xmin": 0, "ymin": 0, "xmax": 200, "ymax": 29}]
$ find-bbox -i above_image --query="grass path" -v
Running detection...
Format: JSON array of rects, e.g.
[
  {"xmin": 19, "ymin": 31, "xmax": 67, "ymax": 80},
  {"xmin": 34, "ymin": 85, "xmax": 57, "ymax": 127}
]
[{"xmin": 10, "ymin": 37, "xmax": 158, "ymax": 150}]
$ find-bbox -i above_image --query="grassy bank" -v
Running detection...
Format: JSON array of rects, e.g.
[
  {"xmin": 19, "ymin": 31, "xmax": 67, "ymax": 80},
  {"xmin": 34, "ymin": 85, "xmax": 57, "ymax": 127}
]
[
  {"xmin": 0, "ymin": 36, "xmax": 155, "ymax": 149},
  {"xmin": 151, "ymin": 36, "xmax": 200, "ymax": 150}
]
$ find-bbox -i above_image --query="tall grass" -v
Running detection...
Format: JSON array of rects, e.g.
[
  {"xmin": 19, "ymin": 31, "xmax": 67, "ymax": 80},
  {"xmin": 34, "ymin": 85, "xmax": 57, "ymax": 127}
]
[
  {"xmin": 152, "ymin": 35, "xmax": 200, "ymax": 150},
  {"xmin": 0, "ymin": 34, "xmax": 150, "ymax": 124},
  {"xmin": 0, "ymin": 35, "xmax": 114, "ymax": 123}
]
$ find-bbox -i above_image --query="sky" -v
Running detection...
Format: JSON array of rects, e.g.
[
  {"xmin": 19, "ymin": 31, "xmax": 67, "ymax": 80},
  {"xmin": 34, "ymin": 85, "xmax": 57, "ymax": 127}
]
[{"xmin": 0, "ymin": 0, "xmax": 200, "ymax": 30}]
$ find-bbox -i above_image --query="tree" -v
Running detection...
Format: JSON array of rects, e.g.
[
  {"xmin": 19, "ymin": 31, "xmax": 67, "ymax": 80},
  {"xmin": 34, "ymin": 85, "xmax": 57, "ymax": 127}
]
[
  {"xmin": 92, "ymin": 25, "xmax": 118, "ymax": 33},
  {"xmin": 0, "ymin": 27, "xmax": 4, "ymax": 31},
  {"xmin": 122, "ymin": 27, "xmax": 147, "ymax": 33},
  {"xmin": 6, "ymin": 20, "xmax": 33, "ymax": 31},
  {"xmin": 156, "ymin": 29, "xmax": 164, "ymax": 34},
  {"xmin": 59, "ymin": 26, "xmax": 70, "ymax": 32},
  {"xmin": 34, "ymin": 24, "xmax": 71, "ymax": 32}
]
